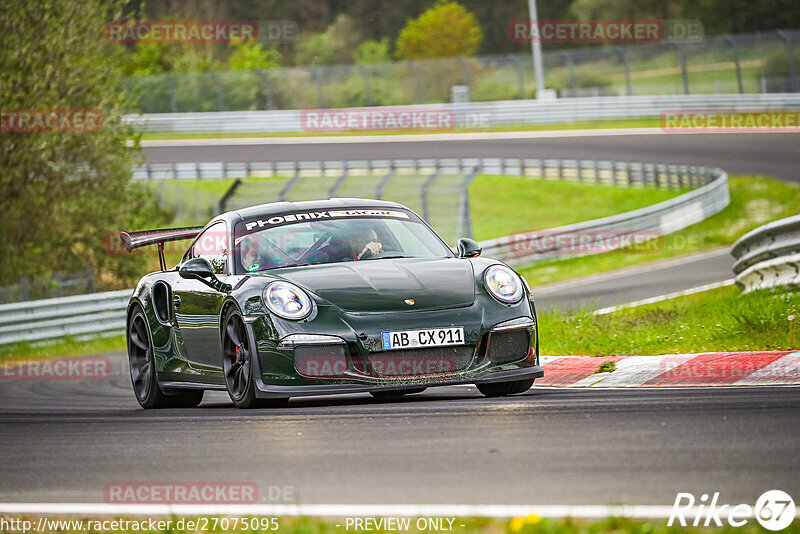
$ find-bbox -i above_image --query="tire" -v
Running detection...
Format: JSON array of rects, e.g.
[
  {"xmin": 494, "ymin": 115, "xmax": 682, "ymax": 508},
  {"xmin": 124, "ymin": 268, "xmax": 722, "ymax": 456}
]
[
  {"xmin": 476, "ymin": 379, "xmax": 534, "ymax": 398},
  {"xmin": 370, "ymin": 387, "xmax": 427, "ymax": 398},
  {"xmin": 222, "ymin": 308, "xmax": 289, "ymax": 409},
  {"xmin": 127, "ymin": 306, "xmax": 204, "ymax": 409}
]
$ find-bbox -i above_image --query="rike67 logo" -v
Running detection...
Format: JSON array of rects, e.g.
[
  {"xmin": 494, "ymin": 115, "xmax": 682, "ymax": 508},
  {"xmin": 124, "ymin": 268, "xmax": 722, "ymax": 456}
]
[{"xmin": 669, "ymin": 490, "xmax": 795, "ymax": 530}]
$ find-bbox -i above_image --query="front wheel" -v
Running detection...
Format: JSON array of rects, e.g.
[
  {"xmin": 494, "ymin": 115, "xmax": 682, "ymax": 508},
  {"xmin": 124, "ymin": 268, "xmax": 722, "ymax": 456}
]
[
  {"xmin": 127, "ymin": 306, "xmax": 203, "ymax": 408},
  {"xmin": 222, "ymin": 308, "xmax": 289, "ymax": 409},
  {"xmin": 476, "ymin": 379, "xmax": 534, "ymax": 398}
]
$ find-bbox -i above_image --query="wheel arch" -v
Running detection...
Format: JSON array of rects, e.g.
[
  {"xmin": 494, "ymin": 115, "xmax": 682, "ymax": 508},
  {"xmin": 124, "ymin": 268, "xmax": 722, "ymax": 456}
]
[
  {"xmin": 126, "ymin": 297, "xmax": 146, "ymax": 327},
  {"xmin": 218, "ymin": 297, "xmax": 244, "ymax": 341}
]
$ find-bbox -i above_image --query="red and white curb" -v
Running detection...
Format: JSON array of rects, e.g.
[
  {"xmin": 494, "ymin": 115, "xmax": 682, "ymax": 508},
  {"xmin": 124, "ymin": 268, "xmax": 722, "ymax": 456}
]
[{"xmin": 538, "ymin": 351, "xmax": 800, "ymax": 387}]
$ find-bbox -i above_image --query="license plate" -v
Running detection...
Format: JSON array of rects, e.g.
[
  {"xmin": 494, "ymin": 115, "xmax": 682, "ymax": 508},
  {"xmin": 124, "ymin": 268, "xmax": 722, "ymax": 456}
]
[{"xmin": 381, "ymin": 327, "xmax": 465, "ymax": 350}]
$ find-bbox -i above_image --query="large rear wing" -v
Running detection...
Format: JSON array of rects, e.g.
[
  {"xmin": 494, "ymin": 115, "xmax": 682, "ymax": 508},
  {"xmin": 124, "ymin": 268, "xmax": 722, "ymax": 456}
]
[{"xmin": 120, "ymin": 226, "xmax": 204, "ymax": 271}]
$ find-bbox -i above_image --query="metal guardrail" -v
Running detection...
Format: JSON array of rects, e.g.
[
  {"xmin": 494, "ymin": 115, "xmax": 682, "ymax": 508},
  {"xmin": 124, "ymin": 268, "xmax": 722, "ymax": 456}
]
[
  {"xmin": 480, "ymin": 164, "xmax": 728, "ymax": 267},
  {"xmin": 0, "ymin": 290, "xmax": 130, "ymax": 346},
  {"xmin": 1, "ymin": 158, "xmax": 730, "ymax": 346},
  {"xmin": 134, "ymin": 157, "xmax": 723, "ymax": 244},
  {"xmin": 125, "ymin": 93, "xmax": 800, "ymax": 133},
  {"xmin": 731, "ymin": 214, "xmax": 800, "ymax": 292}
]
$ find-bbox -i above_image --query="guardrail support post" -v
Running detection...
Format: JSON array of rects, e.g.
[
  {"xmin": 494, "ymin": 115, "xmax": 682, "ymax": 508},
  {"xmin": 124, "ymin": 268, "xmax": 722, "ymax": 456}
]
[
  {"xmin": 279, "ymin": 163, "xmax": 301, "ymax": 201},
  {"xmin": 421, "ymin": 163, "xmax": 441, "ymax": 221},
  {"xmin": 310, "ymin": 67, "xmax": 326, "ymax": 108},
  {"xmin": 357, "ymin": 65, "xmax": 374, "ymax": 106},
  {"xmin": 561, "ymin": 52, "xmax": 577, "ymax": 97},
  {"xmin": 408, "ymin": 61, "xmax": 423, "ymax": 104},
  {"xmin": 777, "ymin": 31, "xmax": 798, "ymax": 92},
  {"xmin": 458, "ymin": 58, "xmax": 471, "ymax": 94},
  {"xmin": 669, "ymin": 40, "xmax": 690, "ymax": 95},
  {"xmin": 724, "ymin": 35, "xmax": 745, "ymax": 94},
  {"xmin": 211, "ymin": 73, "xmax": 226, "ymax": 111},
  {"xmin": 508, "ymin": 54, "xmax": 526, "ymax": 99},
  {"xmin": 168, "ymin": 75, "xmax": 179, "ymax": 112},
  {"xmin": 456, "ymin": 166, "xmax": 480, "ymax": 241},
  {"xmin": 614, "ymin": 47, "xmax": 633, "ymax": 96},
  {"xmin": 376, "ymin": 163, "xmax": 395, "ymax": 199},
  {"xmin": 258, "ymin": 70, "xmax": 275, "ymax": 110}
]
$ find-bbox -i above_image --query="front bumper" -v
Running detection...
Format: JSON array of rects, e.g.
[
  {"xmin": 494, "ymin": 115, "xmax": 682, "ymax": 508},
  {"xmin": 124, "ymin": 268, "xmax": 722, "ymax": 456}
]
[
  {"xmin": 243, "ymin": 298, "xmax": 542, "ymax": 399},
  {"xmin": 252, "ymin": 365, "xmax": 544, "ymax": 398}
]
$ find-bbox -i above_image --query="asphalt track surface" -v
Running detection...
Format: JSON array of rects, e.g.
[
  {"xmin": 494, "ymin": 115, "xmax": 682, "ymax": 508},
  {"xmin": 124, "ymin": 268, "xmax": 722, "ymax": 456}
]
[
  {"xmin": 533, "ymin": 248, "xmax": 734, "ymax": 311},
  {"xmin": 142, "ymin": 131, "xmax": 800, "ymax": 181},
  {"xmin": 1, "ymin": 132, "xmax": 788, "ymax": 508},
  {"xmin": 141, "ymin": 131, "xmax": 768, "ymax": 309},
  {"xmin": 1, "ymin": 353, "xmax": 799, "ymax": 506}
]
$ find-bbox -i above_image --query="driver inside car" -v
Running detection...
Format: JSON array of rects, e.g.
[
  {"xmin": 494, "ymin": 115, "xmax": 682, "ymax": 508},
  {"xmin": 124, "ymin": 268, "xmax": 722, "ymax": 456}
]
[
  {"xmin": 310, "ymin": 224, "xmax": 383, "ymax": 263},
  {"xmin": 352, "ymin": 227, "xmax": 383, "ymax": 260}
]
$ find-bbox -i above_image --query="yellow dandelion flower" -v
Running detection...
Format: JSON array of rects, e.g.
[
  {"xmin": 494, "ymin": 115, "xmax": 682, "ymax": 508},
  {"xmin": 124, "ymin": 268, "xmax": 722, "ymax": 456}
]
[{"xmin": 509, "ymin": 517, "xmax": 526, "ymax": 532}]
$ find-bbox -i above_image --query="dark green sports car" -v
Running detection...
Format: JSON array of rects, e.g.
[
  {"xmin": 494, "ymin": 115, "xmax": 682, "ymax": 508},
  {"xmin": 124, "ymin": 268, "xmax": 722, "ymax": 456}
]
[{"xmin": 122, "ymin": 198, "xmax": 542, "ymax": 409}]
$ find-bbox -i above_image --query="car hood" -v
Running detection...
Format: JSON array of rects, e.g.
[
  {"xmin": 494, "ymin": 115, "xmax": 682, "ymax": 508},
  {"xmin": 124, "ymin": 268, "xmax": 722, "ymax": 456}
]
[{"xmin": 278, "ymin": 257, "xmax": 475, "ymax": 312}]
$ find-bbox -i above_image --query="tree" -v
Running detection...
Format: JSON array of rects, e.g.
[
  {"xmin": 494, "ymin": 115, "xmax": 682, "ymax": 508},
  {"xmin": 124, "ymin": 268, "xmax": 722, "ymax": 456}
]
[
  {"xmin": 354, "ymin": 38, "xmax": 392, "ymax": 64},
  {"xmin": 395, "ymin": 0, "xmax": 483, "ymax": 60},
  {"xmin": 295, "ymin": 14, "xmax": 363, "ymax": 65},
  {"xmin": 228, "ymin": 44, "xmax": 282, "ymax": 70},
  {"xmin": 0, "ymin": 1, "xmax": 165, "ymax": 288}
]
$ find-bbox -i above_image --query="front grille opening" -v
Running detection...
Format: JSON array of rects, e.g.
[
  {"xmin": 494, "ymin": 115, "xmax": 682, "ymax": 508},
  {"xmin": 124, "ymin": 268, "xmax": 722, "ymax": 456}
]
[
  {"xmin": 366, "ymin": 346, "xmax": 475, "ymax": 378},
  {"xmin": 487, "ymin": 329, "xmax": 531, "ymax": 363}
]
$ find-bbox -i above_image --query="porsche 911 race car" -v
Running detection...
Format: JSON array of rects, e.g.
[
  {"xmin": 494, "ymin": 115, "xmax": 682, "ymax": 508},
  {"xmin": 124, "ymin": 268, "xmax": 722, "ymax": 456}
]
[{"xmin": 122, "ymin": 198, "xmax": 542, "ymax": 409}]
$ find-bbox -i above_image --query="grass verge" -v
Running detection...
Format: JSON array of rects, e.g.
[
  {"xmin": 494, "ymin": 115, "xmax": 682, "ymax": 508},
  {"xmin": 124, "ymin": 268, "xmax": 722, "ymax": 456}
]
[
  {"xmin": 519, "ymin": 175, "xmax": 800, "ymax": 286},
  {"xmin": 470, "ymin": 177, "xmax": 688, "ymax": 241},
  {"xmin": 0, "ymin": 335, "xmax": 125, "ymax": 362},
  {"xmin": 541, "ymin": 285, "xmax": 800, "ymax": 356}
]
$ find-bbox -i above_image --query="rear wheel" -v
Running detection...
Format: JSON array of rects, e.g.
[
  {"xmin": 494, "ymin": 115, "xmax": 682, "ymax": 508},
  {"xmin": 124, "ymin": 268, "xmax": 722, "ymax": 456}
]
[
  {"xmin": 222, "ymin": 308, "xmax": 289, "ymax": 409},
  {"xmin": 127, "ymin": 306, "xmax": 203, "ymax": 408},
  {"xmin": 370, "ymin": 387, "xmax": 427, "ymax": 398},
  {"xmin": 476, "ymin": 379, "xmax": 534, "ymax": 397}
]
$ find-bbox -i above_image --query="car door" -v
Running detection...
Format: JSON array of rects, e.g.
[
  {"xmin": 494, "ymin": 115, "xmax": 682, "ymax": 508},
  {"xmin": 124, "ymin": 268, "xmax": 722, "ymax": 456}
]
[{"xmin": 173, "ymin": 221, "xmax": 229, "ymax": 371}]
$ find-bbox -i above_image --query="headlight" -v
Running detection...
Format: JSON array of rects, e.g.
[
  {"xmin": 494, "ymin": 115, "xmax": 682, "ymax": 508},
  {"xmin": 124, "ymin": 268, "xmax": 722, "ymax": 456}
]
[
  {"xmin": 263, "ymin": 281, "xmax": 312, "ymax": 320},
  {"xmin": 484, "ymin": 265, "xmax": 523, "ymax": 304}
]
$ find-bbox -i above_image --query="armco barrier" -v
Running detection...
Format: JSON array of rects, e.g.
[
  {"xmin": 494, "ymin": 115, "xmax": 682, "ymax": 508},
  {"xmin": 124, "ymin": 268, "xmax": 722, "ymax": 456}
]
[
  {"xmin": 0, "ymin": 290, "xmax": 130, "ymax": 346},
  {"xmin": 482, "ymin": 167, "xmax": 728, "ymax": 267},
  {"xmin": 0, "ymin": 158, "xmax": 729, "ymax": 346},
  {"xmin": 125, "ymin": 94, "xmax": 800, "ymax": 133},
  {"xmin": 731, "ymin": 214, "xmax": 800, "ymax": 293}
]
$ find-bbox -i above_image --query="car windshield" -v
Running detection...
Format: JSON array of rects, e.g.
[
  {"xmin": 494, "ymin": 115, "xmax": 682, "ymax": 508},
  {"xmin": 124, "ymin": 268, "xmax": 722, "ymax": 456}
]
[{"xmin": 234, "ymin": 209, "xmax": 453, "ymax": 274}]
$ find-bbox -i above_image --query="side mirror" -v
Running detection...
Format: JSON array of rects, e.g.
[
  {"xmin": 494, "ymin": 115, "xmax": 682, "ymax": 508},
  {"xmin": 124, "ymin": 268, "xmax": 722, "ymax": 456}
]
[
  {"xmin": 179, "ymin": 257, "xmax": 215, "ymax": 280},
  {"xmin": 457, "ymin": 238, "xmax": 482, "ymax": 258},
  {"xmin": 179, "ymin": 258, "xmax": 231, "ymax": 293}
]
